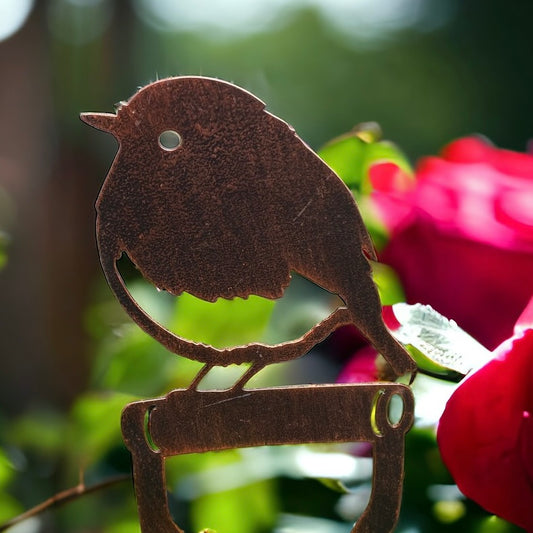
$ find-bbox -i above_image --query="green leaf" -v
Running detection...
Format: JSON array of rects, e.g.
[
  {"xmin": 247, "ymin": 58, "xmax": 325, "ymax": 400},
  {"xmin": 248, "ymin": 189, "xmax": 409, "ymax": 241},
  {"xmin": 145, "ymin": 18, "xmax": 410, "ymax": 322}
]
[
  {"xmin": 391, "ymin": 303, "xmax": 493, "ymax": 380},
  {"xmin": 9, "ymin": 410, "xmax": 68, "ymax": 455},
  {"xmin": 316, "ymin": 478, "xmax": 350, "ymax": 494},
  {"xmin": 170, "ymin": 293, "xmax": 275, "ymax": 349},
  {"xmin": 93, "ymin": 325, "xmax": 201, "ymax": 396},
  {"xmin": 68, "ymin": 392, "xmax": 134, "ymax": 466},
  {"xmin": 0, "ymin": 492, "xmax": 22, "ymax": 522},
  {"xmin": 191, "ymin": 478, "xmax": 277, "ymax": 533},
  {"xmin": 318, "ymin": 123, "xmax": 413, "ymax": 196},
  {"xmin": 263, "ymin": 274, "xmax": 339, "ymax": 345},
  {"xmin": 318, "ymin": 134, "xmax": 367, "ymax": 190},
  {"xmin": 370, "ymin": 261, "xmax": 405, "ymax": 306},
  {"xmin": 0, "ymin": 231, "xmax": 9, "ymax": 271},
  {"xmin": 475, "ymin": 515, "xmax": 521, "ymax": 532},
  {"xmin": 105, "ymin": 519, "xmax": 142, "ymax": 533},
  {"xmin": 0, "ymin": 449, "xmax": 15, "ymax": 489}
]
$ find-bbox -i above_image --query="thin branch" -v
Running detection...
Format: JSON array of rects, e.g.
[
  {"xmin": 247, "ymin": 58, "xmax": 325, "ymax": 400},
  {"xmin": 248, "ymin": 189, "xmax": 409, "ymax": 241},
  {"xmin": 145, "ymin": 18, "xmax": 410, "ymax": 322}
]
[{"xmin": 0, "ymin": 474, "xmax": 130, "ymax": 532}]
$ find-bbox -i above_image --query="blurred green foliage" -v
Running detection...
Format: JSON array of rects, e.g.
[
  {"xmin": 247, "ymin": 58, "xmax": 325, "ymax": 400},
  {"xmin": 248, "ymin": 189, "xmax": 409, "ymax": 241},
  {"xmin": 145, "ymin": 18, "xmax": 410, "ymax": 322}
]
[
  {"xmin": 1, "ymin": 1, "xmax": 531, "ymax": 532},
  {"xmin": 318, "ymin": 124, "xmax": 413, "ymax": 196}
]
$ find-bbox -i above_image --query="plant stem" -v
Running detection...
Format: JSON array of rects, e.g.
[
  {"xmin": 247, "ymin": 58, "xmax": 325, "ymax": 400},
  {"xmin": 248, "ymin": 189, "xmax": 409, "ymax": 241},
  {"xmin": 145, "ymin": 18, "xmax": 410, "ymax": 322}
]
[{"xmin": 0, "ymin": 474, "xmax": 130, "ymax": 532}]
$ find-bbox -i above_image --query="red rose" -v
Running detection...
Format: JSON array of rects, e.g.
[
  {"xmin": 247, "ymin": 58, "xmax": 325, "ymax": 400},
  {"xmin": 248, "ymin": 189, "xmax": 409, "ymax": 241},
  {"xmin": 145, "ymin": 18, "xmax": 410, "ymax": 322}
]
[
  {"xmin": 373, "ymin": 137, "xmax": 533, "ymax": 349},
  {"xmin": 437, "ymin": 298, "xmax": 533, "ymax": 531},
  {"xmin": 337, "ymin": 345, "xmax": 379, "ymax": 383}
]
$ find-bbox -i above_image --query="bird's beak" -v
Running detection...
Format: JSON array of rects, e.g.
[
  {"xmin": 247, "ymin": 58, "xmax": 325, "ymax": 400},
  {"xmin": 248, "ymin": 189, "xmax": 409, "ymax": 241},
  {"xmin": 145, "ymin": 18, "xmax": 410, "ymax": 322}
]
[{"xmin": 80, "ymin": 112, "xmax": 116, "ymax": 134}]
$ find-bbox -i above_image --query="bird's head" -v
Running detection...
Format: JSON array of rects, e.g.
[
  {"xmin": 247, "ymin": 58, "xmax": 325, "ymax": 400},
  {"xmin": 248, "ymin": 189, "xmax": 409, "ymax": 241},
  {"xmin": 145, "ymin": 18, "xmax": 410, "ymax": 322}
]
[{"xmin": 80, "ymin": 76, "xmax": 267, "ymax": 155}]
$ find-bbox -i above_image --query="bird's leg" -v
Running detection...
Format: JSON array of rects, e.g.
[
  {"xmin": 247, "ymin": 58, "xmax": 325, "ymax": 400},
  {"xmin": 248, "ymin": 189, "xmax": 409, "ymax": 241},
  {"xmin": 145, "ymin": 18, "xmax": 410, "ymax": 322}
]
[
  {"xmin": 189, "ymin": 363, "xmax": 211, "ymax": 390},
  {"xmin": 231, "ymin": 363, "xmax": 265, "ymax": 391},
  {"xmin": 350, "ymin": 300, "xmax": 416, "ymax": 379},
  {"xmin": 344, "ymin": 263, "xmax": 416, "ymax": 379}
]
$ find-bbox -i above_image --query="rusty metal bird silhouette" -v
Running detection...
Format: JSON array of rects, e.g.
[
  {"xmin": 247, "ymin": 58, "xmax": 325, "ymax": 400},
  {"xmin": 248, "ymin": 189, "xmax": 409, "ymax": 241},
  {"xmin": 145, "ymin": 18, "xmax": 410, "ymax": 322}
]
[
  {"xmin": 81, "ymin": 76, "xmax": 416, "ymax": 388},
  {"xmin": 81, "ymin": 76, "xmax": 416, "ymax": 533}
]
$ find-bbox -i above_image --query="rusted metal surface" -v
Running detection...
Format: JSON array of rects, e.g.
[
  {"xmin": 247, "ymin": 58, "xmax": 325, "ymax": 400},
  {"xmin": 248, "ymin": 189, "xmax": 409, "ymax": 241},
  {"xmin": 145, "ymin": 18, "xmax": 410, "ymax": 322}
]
[
  {"xmin": 81, "ymin": 76, "xmax": 415, "ymax": 382},
  {"xmin": 122, "ymin": 384, "xmax": 413, "ymax": 533},
  {"xmin": 81, "ymin": 76, "xmax": 416, "ymax": 533}
]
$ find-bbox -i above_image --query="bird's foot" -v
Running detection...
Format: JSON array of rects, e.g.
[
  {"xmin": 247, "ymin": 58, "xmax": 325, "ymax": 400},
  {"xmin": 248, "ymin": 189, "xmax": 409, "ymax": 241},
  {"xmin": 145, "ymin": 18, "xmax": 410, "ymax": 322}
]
[
  {"xmin": 231, "ymin": 363, "xmax": 265, "ymax": 391},
  {"xmin": 189, "ymin": 363, "xmax": 211, "ymax": 390}
]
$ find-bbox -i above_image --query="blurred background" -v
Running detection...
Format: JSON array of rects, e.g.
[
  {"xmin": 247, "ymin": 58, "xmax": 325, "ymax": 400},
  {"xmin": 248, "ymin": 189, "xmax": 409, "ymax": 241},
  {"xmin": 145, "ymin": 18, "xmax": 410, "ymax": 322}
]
[{"xmin": 0, "ymin": 0, "xmax": 532, "ymax": 531}]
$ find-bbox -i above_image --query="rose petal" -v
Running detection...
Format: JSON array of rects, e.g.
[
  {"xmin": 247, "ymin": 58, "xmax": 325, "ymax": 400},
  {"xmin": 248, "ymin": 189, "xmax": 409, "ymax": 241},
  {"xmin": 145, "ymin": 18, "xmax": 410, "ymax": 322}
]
[
  {"xmin": 381, "ymin": 217, "xmax": 533, "ymax": 349},
  {"xmin": 369, "ymin": 161, "xmax": 413, "ymax": 193},
  {"xmin": 488, "ymin": 147, "xmax": 533, "ymax": 178},
  {"xmin": 442, "ymin": 136, "xmax": 533, "ymax": 178},
  {"xmin": 495, "ymin": 188, "xmax": 533, "ymax": 241},
  {"xmin": 515, "ymin": 296, "xmax": 533, "ymax": 334},
  {"xmin": 441, "ymin": 137, "xmax": 491, "ymax": 163},
  {"xmin": 337, "ymin": 346, "xmax": 378, "ymax": 384},
  {"xmin": 437, "ymin": 329, "xmax": 533, "ymax": 531},
  {"xmin": 382, "ymin": 305, "xmax": 401, "ymax": 331},
  {"xmin": 518, "ymin": 409, "xmax": 533, "ymax": 492}
]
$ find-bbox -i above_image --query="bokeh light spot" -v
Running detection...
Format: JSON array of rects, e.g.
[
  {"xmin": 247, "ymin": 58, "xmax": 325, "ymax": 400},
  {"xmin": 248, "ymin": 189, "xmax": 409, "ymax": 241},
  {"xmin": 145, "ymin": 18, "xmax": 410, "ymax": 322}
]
[{"xmin": 0, "ymin": 0, "xmax": 34, "ymax": 43}]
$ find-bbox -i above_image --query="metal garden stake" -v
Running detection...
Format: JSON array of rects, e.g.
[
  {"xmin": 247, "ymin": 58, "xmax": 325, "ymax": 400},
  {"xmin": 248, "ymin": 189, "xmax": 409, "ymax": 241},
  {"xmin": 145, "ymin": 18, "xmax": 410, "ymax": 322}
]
[{"xmin": 81, "ymin": 76, "xmax": 416, "ymax": 533}]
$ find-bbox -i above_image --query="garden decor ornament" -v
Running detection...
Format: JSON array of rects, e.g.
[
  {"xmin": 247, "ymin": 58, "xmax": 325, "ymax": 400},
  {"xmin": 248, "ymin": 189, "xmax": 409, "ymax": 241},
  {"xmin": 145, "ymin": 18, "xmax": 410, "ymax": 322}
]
[{"xmin": 81, "ymin": 76, "xmax": 416, "ymax": 533}]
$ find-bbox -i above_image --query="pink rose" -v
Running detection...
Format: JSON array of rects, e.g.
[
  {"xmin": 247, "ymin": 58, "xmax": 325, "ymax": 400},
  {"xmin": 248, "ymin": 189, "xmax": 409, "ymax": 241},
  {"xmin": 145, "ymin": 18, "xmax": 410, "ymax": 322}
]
[
  {"xmin": 373, "ymin": 137, "xmax": 533, "ymax": 349},
  {"xmin": 437, "ymin": 298, "xmax": 533, "ymax": 531},
  {"xmin": 337, "ymin": 345, "xmax": 379, "ymax": 383}
]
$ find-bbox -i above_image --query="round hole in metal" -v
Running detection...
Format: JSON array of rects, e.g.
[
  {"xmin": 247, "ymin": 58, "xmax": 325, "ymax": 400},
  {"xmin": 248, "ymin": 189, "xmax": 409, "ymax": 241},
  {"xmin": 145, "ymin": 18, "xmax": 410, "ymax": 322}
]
[
  {"xmin": 158, "ymin": 130, "xmax": 181, "ymax": 151},
  {"xmin": 387, "ymin": 393, "xmax": 405, "ymax": 427}
]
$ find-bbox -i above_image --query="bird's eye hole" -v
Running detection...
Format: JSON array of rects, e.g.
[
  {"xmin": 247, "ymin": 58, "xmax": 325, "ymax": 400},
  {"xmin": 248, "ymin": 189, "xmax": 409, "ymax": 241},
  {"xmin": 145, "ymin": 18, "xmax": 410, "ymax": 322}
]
[{"xmin": 158, "ymin": 130, "xmax": 182, "ymax": 151}]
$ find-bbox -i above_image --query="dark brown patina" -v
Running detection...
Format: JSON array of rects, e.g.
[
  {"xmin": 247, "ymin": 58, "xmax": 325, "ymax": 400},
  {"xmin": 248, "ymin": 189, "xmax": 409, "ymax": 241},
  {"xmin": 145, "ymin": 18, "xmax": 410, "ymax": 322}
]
[
  {"xmin": 81, "ymin": 76, "xmax": 415, "ymax": 383},
  {"xmin": 81, "ymin": 76, "xmax": 416, "ymax": 533}
]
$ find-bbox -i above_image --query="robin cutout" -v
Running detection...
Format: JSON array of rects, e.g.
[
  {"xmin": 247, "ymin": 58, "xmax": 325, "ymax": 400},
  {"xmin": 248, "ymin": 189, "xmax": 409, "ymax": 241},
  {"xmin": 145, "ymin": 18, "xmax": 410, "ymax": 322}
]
[{"xmin": 82, "ymin": 76, "xmax": 415, "ymax": 533}]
